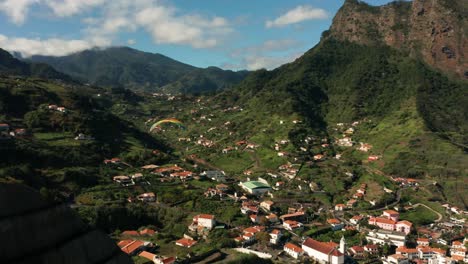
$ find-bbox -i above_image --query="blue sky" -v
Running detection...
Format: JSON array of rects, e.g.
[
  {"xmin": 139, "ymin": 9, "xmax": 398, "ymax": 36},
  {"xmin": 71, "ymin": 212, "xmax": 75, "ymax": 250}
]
[{"xmin": 0, "ymin": 0, "xmax": 399, "ymax": 70}]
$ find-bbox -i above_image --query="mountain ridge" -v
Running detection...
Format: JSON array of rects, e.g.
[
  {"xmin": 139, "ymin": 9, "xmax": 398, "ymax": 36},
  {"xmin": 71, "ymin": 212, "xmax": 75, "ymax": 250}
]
[{"xmin": 27, "ymin": 46, "xmax": 248, "ymax": 94}]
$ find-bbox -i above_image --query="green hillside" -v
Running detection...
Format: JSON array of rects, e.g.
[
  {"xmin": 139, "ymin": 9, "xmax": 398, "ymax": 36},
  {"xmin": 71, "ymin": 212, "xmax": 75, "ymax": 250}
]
[
  {"xmin": 0, "ymin": 48, "xmax": 72, "ymax": 81},
  {"xmin": 28, "ymin": 47, "xmax": 248, "ymax": 93},
  {"xmin": 122, "ymin": 39, "xmax": 467, "ymax": 208},
  {"xmin": 0, "ymin": 74, "xmax": 171, "ymax": 199}
]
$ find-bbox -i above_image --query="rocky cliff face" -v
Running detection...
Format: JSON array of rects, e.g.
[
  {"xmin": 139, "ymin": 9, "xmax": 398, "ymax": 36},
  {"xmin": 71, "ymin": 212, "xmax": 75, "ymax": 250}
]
[
  {"xmin": 0, "ymin": 183, "xmax": 132, "ymax": 264},
  {"xmin": 329, "ymin": 0, "xmax": 467, "ymax": 79}
]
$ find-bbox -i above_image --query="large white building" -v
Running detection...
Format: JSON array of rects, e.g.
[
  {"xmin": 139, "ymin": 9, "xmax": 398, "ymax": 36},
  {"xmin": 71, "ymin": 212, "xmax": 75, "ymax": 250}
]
[
  {"xmin": 302, "ymin": 238, "xmax": 344, "ymax": 264},
  {"xmin": 366, "ymin": 229, "xmax": 407, "ymax": 247},
  {"xmin": 240, "ymin": 181, "xmax": 271, "ymax": 195}
]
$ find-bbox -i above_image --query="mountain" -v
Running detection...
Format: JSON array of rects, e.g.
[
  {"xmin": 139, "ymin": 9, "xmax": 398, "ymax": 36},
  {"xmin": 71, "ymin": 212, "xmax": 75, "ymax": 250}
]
[
  {"xmin": 0, "ymin": 54, "xmax": 172, "ymax": 200},
  {"xmin": 28, "ymin": 47, "xmax": 248, "ymax": 93},
  {"xmin": 0, "ymin": 48, "xmax": 73, "ymax": 81},
  {"xmin": 0, "ymin": 183, "xmax": 132, "ymax": 264},
  {"xmin": 200, "ymin": 0, "xmax": 467, "ymax": 206},
  {"xmin": 328, "ymin": 0, "xmax": 468, "ymax": 79}
]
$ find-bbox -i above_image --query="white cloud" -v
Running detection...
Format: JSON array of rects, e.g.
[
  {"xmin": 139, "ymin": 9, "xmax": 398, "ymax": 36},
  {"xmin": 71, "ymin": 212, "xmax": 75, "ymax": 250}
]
[
  {"xmin": 245, "ymin": 52, "xmax": 302, "ymax": 70},
  {"xmin": 227, "ymin": 39, "xmax": 304, "ymax": 70},
  {"xmin": 0, "ymin": 0, "xmax": 232, "ymax": 50},
  {"xmin": 0, "ymin": 34, "xmax": 109, "ymax": 57},
  {"xmin": 0, "ymin": 0, "xmax": 37, "ymax": 25},
  {"xmin": 135, "ymin": 5, "xmax": 231, "ymax": 48},
  {"xmin": 127, "ymin": 39, "xmax": 136, "ymax": 45},
  {"xmin": 44, "ymin": 0, "xmax": 105, "ymax": 17},
  {"xmin": 266, "ymin": 5, "xmax": 328, "ymax": 28}
]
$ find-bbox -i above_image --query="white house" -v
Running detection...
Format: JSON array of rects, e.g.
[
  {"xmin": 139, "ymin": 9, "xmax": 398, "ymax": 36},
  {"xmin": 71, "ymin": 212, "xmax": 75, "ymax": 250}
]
[
  {"xmin": 269, "ymin": 229, "xmax": 281, "ymax": 245},
  {"xmin": 191, "ymin": 214, "xmax": 216, "ymax": 230},
  {"xmin": 302, "ymin": 238, "xmax": 344, "ymax": 264},
  {"xmin": 284, "ymin": 242, "xmax": 304, "ymax": 259}
]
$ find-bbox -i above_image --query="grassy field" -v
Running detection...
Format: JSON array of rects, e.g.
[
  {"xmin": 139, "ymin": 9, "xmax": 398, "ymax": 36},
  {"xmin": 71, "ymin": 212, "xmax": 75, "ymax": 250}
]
[{"xmin": 400, "ymin": 206, "xmax": 439, "ymax": 226}]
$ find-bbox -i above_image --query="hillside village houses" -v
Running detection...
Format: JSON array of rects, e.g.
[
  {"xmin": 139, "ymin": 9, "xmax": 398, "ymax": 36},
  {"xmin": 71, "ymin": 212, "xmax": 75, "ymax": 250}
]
[
  {"xmin": 189, "ymin": 214, "xmax": 216, "ymax": 232},
  {"xmin": 368, "ymin": 210, "xmax": 413, "ymax": 234}
]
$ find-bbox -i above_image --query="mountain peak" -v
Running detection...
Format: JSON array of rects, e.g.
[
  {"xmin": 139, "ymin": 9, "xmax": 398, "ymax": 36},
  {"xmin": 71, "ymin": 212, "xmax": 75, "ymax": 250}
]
[{"xmin": 329, "ymin": 0, "xmax": 467, "ymax": 79}]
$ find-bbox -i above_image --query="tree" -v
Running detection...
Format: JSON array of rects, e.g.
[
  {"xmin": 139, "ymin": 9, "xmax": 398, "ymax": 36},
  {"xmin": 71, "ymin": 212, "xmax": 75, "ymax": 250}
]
[{"xmin": 255, "ymin": 231, "xmax": 271, "ymax": 247}]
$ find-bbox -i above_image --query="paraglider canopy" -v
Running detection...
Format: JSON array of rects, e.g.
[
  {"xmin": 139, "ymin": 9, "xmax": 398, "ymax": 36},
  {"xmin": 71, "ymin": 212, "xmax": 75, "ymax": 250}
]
[{"xmin": 150, "ymin": 118, "xmax": 186, "ymax": 132}]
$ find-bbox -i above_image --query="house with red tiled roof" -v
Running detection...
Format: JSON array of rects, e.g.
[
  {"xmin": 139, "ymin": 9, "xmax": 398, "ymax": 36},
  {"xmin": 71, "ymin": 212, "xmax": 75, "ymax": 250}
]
[
  {"xmin": 396, "ymin": 246, "xmax": 419, "ymax": 259},
  {"xmin": 386, "ymin": 253, "xmax": 408, "ymax": 264},
  {"xmin": 175, "ymin": 238, "xmax": 197, "ymax": 248},
  {"xmin": 383, "ymin": 210, "xmax": 400, "ymax": 221},
  {"xmin": 269, "ymin": 229, "xmax": 282, "ymax": 245},
  {"xmin": 137, "ymin": 192, "xmax": 156, "ymax": 202},
  {"xmin": 237, "ymin": 226, "xmax": 265, "ymax": 243},
  {"xmin": 350, "ymin": 215, "xmax": 364, "ymax": 225},
  {"xmin": 335, "ymin": 204, "xmax": 345, "ymax": 211},
  {"xmin": 364, "ymin": 244, "xmax": 379, "ymax": 254},
  {"xmin": 139, "ymin": 251, "xmax": 175, "ymax": 264},
  {"xmin": 260, "ymin": 200, "xmax": 274, "ymax": 211},
  {"xmin": 118, "ymin": 240, "xmax": 151, "ymax": 256},
  {"xmin": 140, "ymin": 228, "xmax": 156, "ymax": 236},
  {"xmin": 302, "ymin": 238, "xmax": 344, "ymax": 264},
  {"xmin": 190, "ymin": 214, "xmax": 216, "ymax": 231},
  {"xmin": 283, "ymin": 220, "xmax": 303, "ymax": 231},
  {"xmin": 416, "ymin": 237, "xmax": 430, "ymax": 247},
  {"xmin": 170, "ymin": 170, "xmax": 193, "ymax": 180},
  {"xmin": 284, "ymin": 242, "xmax": 304, "ymax": 259},
  {"xmin": 122, "ymin": 230, "xmax": 139, "ymax": 236},
  {"xmin": 327, "ymin": 218, "xmax": 344, "ymax": 231},
  {"xmin": 279, "ymin": 211, "xmax": 305, "ymax": 221},
  {"xmin": 266, "ymin": 213, "xmax": 279, "ymax": 223},
  {"xmin": 348, "ymin": 246, "xmax": 364, "ymax": 258}
]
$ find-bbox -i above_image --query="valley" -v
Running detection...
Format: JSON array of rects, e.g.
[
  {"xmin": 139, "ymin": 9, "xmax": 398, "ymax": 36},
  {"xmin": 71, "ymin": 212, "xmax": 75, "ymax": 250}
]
[{"xmin": 0, "ymin": 0, "xmax": 466, "ymax": 263}]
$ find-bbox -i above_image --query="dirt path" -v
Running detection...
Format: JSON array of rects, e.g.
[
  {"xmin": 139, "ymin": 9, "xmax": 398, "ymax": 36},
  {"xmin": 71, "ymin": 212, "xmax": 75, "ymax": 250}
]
[{"xmin": 186, "ymin": 155, "xmax": 221, "ymax": 170}]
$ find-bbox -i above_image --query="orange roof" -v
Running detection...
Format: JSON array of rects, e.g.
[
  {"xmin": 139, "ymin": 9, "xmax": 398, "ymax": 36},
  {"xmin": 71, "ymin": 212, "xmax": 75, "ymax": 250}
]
[
  {"xmin": 384, "ymin": 210, "xmax": 399, "ymax": 215},
  {"xmin": 327, "ymin": 218, "xmax": 341, "ymax": 224},
  {"xmin": 417, "ymin": 238, "xmax": 430, "ymax": 242},
  {"xmin": 389, "ymin": 254, "xmax": 407, "ymax": 259},
  {"xmin": 397, "ymin": 246, "xmax": 418, "ymax": 254},
  {"xmin": 351, "ymin": 215, "xmax": 363, "ymax": 220},
  {"xmin": 452, "ymin": 255, "xmax": 465, "ymax": 261},
  {"xmin": 120, "ymin": 240, "xmax": 144, "ymax": 254},
  {"xmin": 323, "ymin": 241, "xmax": 338, "ymax": 248},
  {"xmin": 396, "ymin": 220, "xmax": 412, "ymax": 227},
  {"xmin": 271, "ymin": 229, "xmax": 281, "ymax": 235},
  {"xmin": 280, "ymin": 211, "xmax": 305, "ymax": 219},
  {"xmin": 370, "ymin": 217, "xmax": 396, "ymax": 225},
  {"xmin": 140, "ymin": 228, "xmax": 156, "ymax": 236},
  {"xmin": 335, "ymin": 204, "xmax": 345, "ymax": 207},
  {"xmin": 175, "ymin": 238, "xmax": 197, "ymax": 247},
  {"xmin": 118, "ymin": 239, "xmax": 133, "ymax": 248},
  {"xmin": 285, "ymin": 242, "xmax": 304, "ymax": 253},
  {"xmin": 303, "ymin": 238, "xmax": 343, "ymax": 256},
  {"xmin": 139, "ymin": 251, "xmax": 156, "ymax": 260},
  {"xmin": 350, "ymin": 246, "xmax": 364, "ymax": 252},
  {"xmin": 162, "ymin": 257, "xmax": 175, "ymax": 264},
  {"xmin": 452, "ymin": 241, "xmax": 463, "ymax": 246},
  {"xmin": 244, "ymin": 226, "xmax": 264, "ymax": 234},
  {"xmin": 195, "ymin": 214, "xmax": 215, "ymax": 220},
  {"xmin": 122, "ymin": 230, "xmax": 139, "ymax": 236},
  {"xmin": 365, "ymin": 244, "xmax": 379, "ymax": 250}
]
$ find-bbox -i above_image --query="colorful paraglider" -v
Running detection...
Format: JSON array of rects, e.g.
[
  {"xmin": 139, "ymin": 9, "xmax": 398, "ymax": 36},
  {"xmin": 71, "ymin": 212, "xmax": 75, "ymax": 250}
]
[{"xmin": 149, "ymin": 118, "xmax": 186, "ymax": 132}]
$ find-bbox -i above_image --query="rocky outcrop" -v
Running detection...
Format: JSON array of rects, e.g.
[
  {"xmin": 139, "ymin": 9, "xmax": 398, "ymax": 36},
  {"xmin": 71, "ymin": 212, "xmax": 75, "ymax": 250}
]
[
  {"xmin": 329, "ymin": 0, "xmax": 467, "ymax": 79},
  {"xmin": 0, "ymin": 183, "xmax": 132, "ymax": 264}
]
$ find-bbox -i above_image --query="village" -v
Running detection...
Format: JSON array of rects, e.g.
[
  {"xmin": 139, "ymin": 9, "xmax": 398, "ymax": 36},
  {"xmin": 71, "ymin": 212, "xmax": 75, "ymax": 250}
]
[{"xmin": 96, "ymin": 119, "xmax": 467, "ymax": 264}]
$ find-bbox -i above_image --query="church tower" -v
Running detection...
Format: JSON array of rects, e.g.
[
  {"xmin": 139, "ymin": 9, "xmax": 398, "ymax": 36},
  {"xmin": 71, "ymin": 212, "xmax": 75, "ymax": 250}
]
[{"xmin": 340, "ymin": 235, "xmax": 346, "ymax": 254}]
